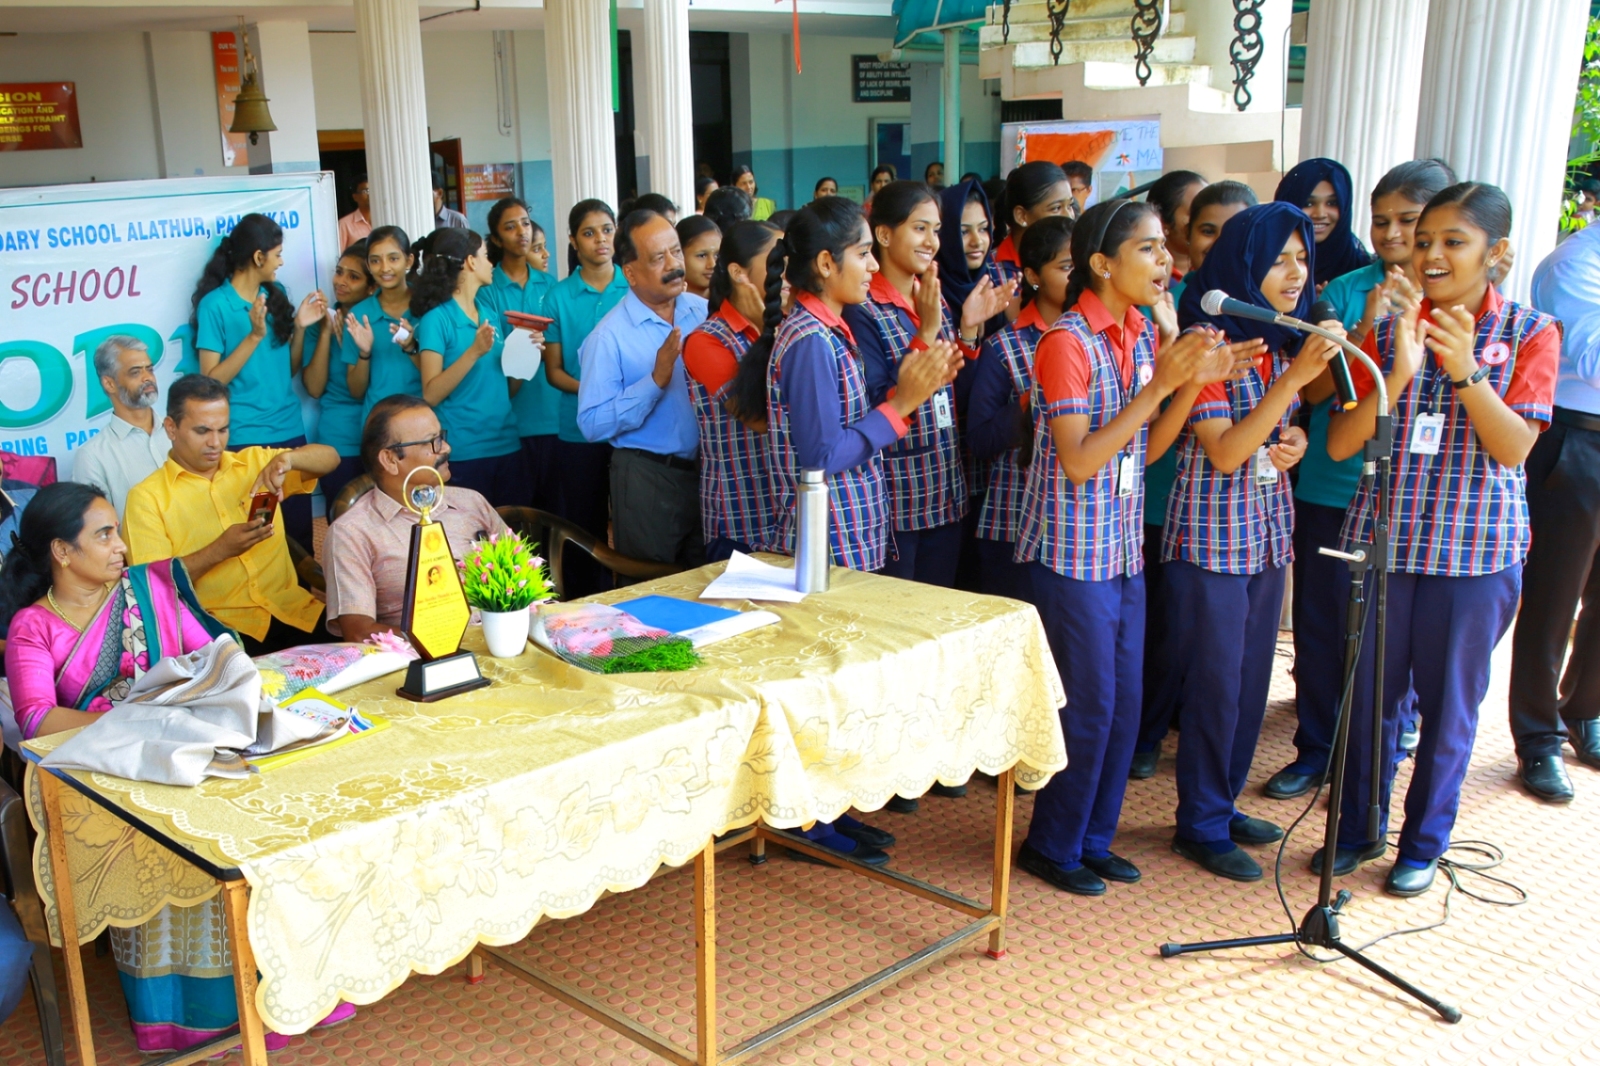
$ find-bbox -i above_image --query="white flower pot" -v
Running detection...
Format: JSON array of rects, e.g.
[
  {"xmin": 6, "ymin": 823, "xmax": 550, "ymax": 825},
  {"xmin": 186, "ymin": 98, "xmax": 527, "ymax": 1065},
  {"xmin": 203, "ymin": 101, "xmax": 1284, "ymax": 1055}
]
[{"xmin": 479, "ymin": 607, "xmax": 531, "ymax": 658}]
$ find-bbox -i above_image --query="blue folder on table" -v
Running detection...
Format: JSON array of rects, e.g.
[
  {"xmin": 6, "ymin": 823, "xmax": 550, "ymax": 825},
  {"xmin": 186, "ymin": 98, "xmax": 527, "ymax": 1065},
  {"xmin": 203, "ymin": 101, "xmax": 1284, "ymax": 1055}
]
[{"xmin": 615, "ymin": 595, "xmax": 780, "ymax": 647}]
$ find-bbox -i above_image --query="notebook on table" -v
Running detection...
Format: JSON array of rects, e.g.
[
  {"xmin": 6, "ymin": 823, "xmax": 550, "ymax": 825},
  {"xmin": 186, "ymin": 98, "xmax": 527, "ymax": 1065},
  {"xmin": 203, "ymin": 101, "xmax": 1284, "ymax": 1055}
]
[{"xmin": 613, "ymin": 595, "xmax": 781, "ymax": 648}]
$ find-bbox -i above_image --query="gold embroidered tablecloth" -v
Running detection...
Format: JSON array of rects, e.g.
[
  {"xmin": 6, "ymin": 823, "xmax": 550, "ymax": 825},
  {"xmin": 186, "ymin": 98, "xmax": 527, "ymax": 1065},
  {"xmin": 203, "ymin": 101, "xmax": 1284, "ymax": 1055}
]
[{"xmin": 26, "ymin": 561, "xmax": 1065, "ymax": 1035}]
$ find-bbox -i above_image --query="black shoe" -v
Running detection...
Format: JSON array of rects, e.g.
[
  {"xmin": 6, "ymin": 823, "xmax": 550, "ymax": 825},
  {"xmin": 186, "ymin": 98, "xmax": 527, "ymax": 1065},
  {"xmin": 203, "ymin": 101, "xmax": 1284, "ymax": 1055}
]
[
  {"xmin": 834, "ymin": 820, "xmax": 896, "ymax": 849},
  {"xmin": 1262, "ymin": 765, "xmax": 1321, "ymax": 800},
  {"xmin": 1229, "ymin": 814, "xmax": 1284, "ymax": 845},
  {"xmin": 1080, "ymin": 852, "xmax": 1141, "ymax": 884},
  {"xmin": 885, "ymin": 795, "xmax": 919, "ymax": 814},
  {"xmin": 787, "ymin": 837, "xmax": 891, "ymax": 867},
  {"xmin": 1128, "ymin": 750, "xmax": 1159, "ymax": 780},
  {"xmin": 1518, "ymin": 755, "xmax": 1575, "ymax": 803},
  {"xmin": 1308, "ymin": 839, "xmax": 1387, "ymax": 876},
  {"xmin": 929, "ymin": 782, "xmax": 968, "ymax": 798},
  {"xmin": 1568, "ymin": 719, "xmax": 1600, "ymax": 770},
  {"xmin": 1016, "ymin": 843, "xmax": 1106, "ymax": 896},
  {"xmin": 1170, "ymin": 836, "xmax": 1262, "ymax": 882},
  {"xmin": 1384, "ymin": 859, "xmax": 1438, "ymax": 897}
]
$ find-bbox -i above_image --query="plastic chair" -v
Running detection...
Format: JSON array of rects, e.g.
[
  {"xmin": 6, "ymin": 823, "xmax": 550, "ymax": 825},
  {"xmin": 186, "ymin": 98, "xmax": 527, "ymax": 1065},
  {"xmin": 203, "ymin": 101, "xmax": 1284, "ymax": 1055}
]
[
  {"xmin": 495, "ymin": 507, "xmax": 683, "ymax": 600},
  {"xmin": 0, "ymin": 778, "xmax": 66, "ymax": 1066}
]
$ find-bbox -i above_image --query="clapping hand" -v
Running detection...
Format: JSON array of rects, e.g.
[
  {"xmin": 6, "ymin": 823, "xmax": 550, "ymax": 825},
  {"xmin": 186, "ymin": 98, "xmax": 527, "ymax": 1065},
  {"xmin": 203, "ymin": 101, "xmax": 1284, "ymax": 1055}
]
[
  {"xmin": 295, "ymin": 292, "xmax": 326, "ymax": 328},
  {"xmin": 960, "ymin": 275, "xmax": 1015, "ymax": 336},
  {"xmin": 1268, "ymin": 425, "xmax": 1308, "ymax": 471},
  {"xmin": 346, "ymin": 313, "xmax": 374, "ymax": 356}
]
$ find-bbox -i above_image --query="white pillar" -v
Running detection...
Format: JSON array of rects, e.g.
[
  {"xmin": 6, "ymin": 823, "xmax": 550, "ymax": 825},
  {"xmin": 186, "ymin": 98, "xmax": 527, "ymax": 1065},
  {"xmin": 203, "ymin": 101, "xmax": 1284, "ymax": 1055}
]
[
  {"xmin": 245, "ymin": 21, "xmax": 320, "ymax": 175},
  {"xmin": 942, "ymin": 28, "xmax": 961, "ymax": 180},
  {"xmin": 353, "ymin": 0, "xmax": 433, "ymax": 239},
  {"xmin": 640, "ymin": 0, "xmax": 695, "ymax": 214},
  {"xmin": 1298, "ymin": 0, "xmax": 1429, "ymax": 240},
  {"xmin": 545, "ymin": 0, "xmax": 617, "ymax": 269},
  {"xmin": 1415, "ymin": 0, "xmax": 1588, "ymax": 300}
]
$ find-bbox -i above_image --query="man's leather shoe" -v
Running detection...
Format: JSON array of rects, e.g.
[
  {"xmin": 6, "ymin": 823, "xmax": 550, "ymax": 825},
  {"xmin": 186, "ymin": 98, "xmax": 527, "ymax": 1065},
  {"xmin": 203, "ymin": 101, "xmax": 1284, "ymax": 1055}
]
[
  {"xmin": 1017, "ymin": 843, "xmax": 1107, "ymax": 896},
  {"xmin": 834, "ymin": 820, "xmax": 895, "ymax": 849},
  {"xmin": 1569, "ymin": 719, "xmax": 1600, "ymax": 770},
  {"xmin": 1309, "ymin": 839, "xmax": 1386, "ymax": 876},
  {"xmin": 1263, "ymin": 766, "xmax": 1320, "ymax": 800},
  {"xmin": 1384, "ymin": 859, "xmax": 1438, "ymax": 897},
  {"xmin": 1518, "ymin": 755, "xmax": 1575, "ymax": 803},
  {"xmin": 885, "ymin": 795, "xmax": 919, "ymax": 814},
  {"xmin": 1128, "ymin": 750, "xmax": 1159, "ymax": 780},
  {"xmin": 787, "ymin": 836, "xmax": 891, "ymax": 867},
  {"xmin": 1171, "ymin": 836, "xmax": 1262, "ymax": 882},
  {"xmin": 1229, "ymin": 814, "xmax": 1284, "ymax": 845},
  {"xmin": 929, "ymin": 782, "xmax": 968, "ymax": 798},
  {"xmin": 1080, "ymin": 852, "xmax": 1141, "ymax": 883}
]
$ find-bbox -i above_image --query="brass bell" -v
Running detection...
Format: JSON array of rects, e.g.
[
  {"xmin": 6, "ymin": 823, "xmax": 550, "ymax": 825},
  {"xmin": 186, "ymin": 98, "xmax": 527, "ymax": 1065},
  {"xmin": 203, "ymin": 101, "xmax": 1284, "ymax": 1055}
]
[{"xmin": 229, "ymin": 71, "xmax": 277, "ymax": 145}]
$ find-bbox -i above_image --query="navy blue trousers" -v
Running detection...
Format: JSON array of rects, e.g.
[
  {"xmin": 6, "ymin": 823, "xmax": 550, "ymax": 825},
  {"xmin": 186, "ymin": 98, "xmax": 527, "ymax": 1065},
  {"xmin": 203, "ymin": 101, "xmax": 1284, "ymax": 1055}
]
[
  {"xmin": 1338, "ymin": 567, "xmax": 1520, "ymax": 862},
  {"xmin": 705, "ymin": 537, "xmax": 754, "ymax": 563},
  {"xmin": 1288, "ymin": 499, "xmax": 1351, "ymax": 774},
  {"xmin": 1168, "ymin": 560, "xmax": 1287, "ymax": 844},
  {"xmin": 976, "ymin": 537, "xmax": 1033, "ymax": 601},
  {"xmin": 1136, "ymin": 526, "xmax": 1181, "ymax": 754},
  {"xmin": 554, "ymin": 439, "xmax": 613, "ymax": 597},
  {"xmin": 319, "ymin": 454, "xmax": 365, "ymax": 515},
  {"xmin": 1024, "ymin": 563, "xmax": 1144, "ymax": 867},
  {"xmin": 520, "ymin": 434, "xmax": 563, "ymax": 514},
  {"xmin": 446, "ymin": 449, "xmax": 531, "ymax": 509},
  {"xmin": 880, "ymin": 521, "xmax": 964, "ymax": 587}
]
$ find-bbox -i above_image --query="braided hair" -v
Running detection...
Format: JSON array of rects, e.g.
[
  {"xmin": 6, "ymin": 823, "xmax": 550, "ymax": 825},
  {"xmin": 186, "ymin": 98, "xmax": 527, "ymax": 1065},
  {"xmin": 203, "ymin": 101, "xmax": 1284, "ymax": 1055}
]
[
  {"xmin": 408, "ymin": 227, "xmax": 484, "ymax": 320},
  {"xmin": 190, "ymin": 213, "xmax": 295, "ymax": 345},
  {"xmin": 707, "ymin": 220, "xmax": 780, "ymax": 314},
  {"xmin": 725, "ymin": 235, "xmax": 788, "ymax": 424}
]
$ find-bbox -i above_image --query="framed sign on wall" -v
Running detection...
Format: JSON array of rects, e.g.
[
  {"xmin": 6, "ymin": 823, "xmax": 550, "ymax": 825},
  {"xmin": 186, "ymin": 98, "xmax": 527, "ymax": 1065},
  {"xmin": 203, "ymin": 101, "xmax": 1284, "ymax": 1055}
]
[{"xmin": 0, "ymin": 83, "xmax": 82, "ymax": 152}]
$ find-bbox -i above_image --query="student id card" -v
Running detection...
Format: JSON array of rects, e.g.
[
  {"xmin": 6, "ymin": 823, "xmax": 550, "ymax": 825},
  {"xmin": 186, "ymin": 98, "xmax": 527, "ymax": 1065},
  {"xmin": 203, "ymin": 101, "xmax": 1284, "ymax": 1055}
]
[
  {"xmin": 1117, "ymin": 454, "xmax": 1138, "ymax": 498},
  {"xmin": 1254, "ymin": 445, "xmax": 1278, "ymax": 484},
  {"xmin": 1409, "ymin": 412, "xmax": 1444, "ymax": 455},
  {"xmin": 932, "ymin": 390, "xmax": 954, "ymax": 430}
]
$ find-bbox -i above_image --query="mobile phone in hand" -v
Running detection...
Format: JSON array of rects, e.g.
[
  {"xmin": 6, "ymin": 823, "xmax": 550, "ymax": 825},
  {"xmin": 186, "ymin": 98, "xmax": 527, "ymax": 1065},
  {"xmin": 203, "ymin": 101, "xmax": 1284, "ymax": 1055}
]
[{"xmin": 248, "ymin": 492, "xmax": 278, "ymax": 525}]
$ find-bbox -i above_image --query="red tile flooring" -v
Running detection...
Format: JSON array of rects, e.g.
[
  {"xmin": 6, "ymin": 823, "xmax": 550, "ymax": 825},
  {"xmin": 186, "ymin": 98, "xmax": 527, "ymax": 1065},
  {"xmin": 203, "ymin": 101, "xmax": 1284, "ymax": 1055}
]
[{"xmin": 6, "ymin": 631, "xmax": 1600, "ymax": 1065}]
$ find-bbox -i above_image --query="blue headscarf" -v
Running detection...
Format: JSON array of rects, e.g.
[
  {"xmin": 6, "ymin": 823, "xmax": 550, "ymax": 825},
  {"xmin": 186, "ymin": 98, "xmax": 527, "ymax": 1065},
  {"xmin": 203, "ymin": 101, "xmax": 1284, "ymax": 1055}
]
[
  {"xmin": 1178, "ymin": 201, "xmax": 1316, "ymax": 355},
  {"xmin": 935, "ymin": 178, "xmax": 994, "ymax": 315},
  {"xmin": 1274, "ymin": 157, "xmax": 1372, "ymax": 287}
]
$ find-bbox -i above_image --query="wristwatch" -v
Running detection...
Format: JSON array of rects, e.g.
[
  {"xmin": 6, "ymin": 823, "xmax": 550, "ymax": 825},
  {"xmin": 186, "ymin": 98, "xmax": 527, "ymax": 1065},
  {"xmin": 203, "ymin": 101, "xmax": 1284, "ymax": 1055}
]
[{"xmin": 1449, "ymin": 364, "xmax": 1491, "ymax": 390}]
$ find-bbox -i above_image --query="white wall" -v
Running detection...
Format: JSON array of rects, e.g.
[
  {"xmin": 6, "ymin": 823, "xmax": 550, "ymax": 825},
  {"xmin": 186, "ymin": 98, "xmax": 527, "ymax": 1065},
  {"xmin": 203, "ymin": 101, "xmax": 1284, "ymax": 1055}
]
[{"xmin": 148, "ymin": 31, "xmax": 251, "ymax": 179}]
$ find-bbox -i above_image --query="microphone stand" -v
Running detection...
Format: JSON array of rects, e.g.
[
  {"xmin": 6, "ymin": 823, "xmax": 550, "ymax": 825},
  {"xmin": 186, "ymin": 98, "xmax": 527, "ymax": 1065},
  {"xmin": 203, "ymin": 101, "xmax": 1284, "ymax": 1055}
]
[{"xmin": 1159, "ymin": 319, "xmax": 1461, "ymax": 1023}]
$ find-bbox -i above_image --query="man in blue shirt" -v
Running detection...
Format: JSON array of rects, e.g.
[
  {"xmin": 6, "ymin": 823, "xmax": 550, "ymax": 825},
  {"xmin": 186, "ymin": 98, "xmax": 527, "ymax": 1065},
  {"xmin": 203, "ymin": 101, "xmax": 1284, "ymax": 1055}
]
[
  {"xmin": 1509, "ymin": 221, "xmax": 1600, "ymax": 803},
  {"xmin": 578, "ymin": 210, "xmax": 708, "ymax": 566}
]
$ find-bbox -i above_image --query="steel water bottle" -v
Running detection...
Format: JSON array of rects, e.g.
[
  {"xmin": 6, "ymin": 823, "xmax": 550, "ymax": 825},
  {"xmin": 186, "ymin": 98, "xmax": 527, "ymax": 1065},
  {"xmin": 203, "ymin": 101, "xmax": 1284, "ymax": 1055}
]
[{"xmin": 795, "ymin": 469, "xmax": 831, "ymax": 593}]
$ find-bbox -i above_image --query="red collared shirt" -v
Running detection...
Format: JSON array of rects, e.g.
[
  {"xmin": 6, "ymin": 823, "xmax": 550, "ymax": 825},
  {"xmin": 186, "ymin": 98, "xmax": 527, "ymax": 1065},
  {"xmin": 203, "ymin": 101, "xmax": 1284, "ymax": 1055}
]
[
  {"xmin": 1034, "ymin": 289, "xmax": 1143, "ymax": 404},
  {"xmin": 683, "ymin": 303, "xmax": 760, "ymax": 395}
]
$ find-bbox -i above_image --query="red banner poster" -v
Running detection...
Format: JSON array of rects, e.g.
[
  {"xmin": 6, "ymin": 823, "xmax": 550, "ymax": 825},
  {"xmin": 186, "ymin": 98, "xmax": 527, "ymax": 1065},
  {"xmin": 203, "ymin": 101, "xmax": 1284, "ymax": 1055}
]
[
  {"xmin": 211, "ymin": 31, "xmax": 251, "ymax": 168},
  {"xmin": 464, "ymin": 164, "xmax": 517, "ymax": 202},
  {"xmin": 0, "ymin": 83, "xmax": 83, "ymax": 152}
]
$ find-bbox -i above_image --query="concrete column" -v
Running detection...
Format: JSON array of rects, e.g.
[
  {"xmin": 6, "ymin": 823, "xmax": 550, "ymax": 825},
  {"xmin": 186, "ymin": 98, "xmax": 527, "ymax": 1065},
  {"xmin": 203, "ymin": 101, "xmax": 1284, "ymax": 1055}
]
[
  {"xmin": 352, "ymin": 0, "xmax": 433, "ymax": 239},
  {"xmin": 545, "ymin": 0, "xmax": 618, "ymax": 261},
  {"xmin": 942, "ymin": 29, "xmax": 962, "ymax": 180},
  {"xmin": 245, "ymin": 21, "xmax": 320, "ymax": 175},
  {"xmin": 1415, "ymin": 0, "xmax": 1588, "ymax": 299},
  {"xmin": 1298, "ymin": 0, "xmax": 1429, "ymax": 239},
  {"xmin": 640, "ymin": 0, "xmax": 695, "ymax": 214}
]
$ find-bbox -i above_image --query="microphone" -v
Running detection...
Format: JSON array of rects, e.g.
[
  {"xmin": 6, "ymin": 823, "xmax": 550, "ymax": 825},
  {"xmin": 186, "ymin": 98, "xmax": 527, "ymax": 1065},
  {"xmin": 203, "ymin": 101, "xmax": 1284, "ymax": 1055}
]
[
  {"xmin": 1202, "ymin": 290, "xmax": 1361, "ymax": 410},
  {"xmin": 1311, "ymin": 297, "xmax": 1359, "ymax": 411}
]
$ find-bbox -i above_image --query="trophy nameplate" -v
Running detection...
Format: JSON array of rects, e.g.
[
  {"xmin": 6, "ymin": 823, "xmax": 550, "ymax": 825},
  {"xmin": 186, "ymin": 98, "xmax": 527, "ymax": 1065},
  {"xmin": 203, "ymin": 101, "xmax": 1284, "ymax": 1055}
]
[{"xmin": 395, "ymin": 468, "xmax": 489, "ymax": 701}]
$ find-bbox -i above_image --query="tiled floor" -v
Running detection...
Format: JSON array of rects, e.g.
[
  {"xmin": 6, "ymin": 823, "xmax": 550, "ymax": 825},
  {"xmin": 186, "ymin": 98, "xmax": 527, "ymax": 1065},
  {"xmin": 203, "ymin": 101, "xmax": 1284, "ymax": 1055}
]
[{"xmin": 6, "ymin": 628, "xmax": 1600, "ymax": 1065}]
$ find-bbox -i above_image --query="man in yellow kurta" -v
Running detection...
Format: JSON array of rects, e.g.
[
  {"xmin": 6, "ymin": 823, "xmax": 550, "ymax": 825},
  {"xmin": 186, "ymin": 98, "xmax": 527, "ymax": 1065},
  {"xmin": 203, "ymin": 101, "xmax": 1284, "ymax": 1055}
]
[{"xmin": 124, "ymin": 375, "xmax": 338, "ymax": 655}]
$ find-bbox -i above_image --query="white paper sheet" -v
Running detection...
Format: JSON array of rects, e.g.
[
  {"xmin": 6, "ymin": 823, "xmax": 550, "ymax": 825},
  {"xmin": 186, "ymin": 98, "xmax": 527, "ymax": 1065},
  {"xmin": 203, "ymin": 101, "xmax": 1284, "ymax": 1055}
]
[
  {"xmin": 699, "ymin": 552, "xmax": 807, "ymax": 603},
  {"xmin": 501, "ymin": 327, "xmax": 544, "ymax": 380}
]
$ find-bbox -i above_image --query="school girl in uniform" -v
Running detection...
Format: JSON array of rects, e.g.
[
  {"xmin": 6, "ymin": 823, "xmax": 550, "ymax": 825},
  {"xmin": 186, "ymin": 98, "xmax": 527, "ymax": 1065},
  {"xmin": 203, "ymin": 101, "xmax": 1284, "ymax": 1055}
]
[
  {"xmin": 1130, "ymin": 181, "xmax": 1259, "ymax": 778},
  {"xmin": 541, "ymin": 200, "xmax": 630, "ymax": 596},
  {"xmin": 478, "ymin": 197, "xmax": 561, "ymax": 513},
  {"xmin": 1144, "ymin": 170, "xmax": 1208, "ymax": 282},
  {"xmin": 1274, "ymin": 157, "xmax": 1373, "ymax": 292},
  {"xmin": 341, "ymin": 226, "xmax": 420, "ymax": 426},
  {"xmin": 1322, "ymin": 182, "xmax": 1558, "ymax": 896},
  {"xmin": 842, "ymin": 180, "xmax": 1011, "ymax": 586},
  {"xmin": 190, "ymin": 213, "xmax": 325, "ymax": 549},
  {"xmin": 1263, "ymin": 159, "xmax": 1457, "ymax": 801},
  {"xmin": 678, "ymin": 215, "xmax": 723, "ymax": 301},
  {"xmin": 301, "ymin": 240, "xmax": 372, "ymax": 507},
  {"xmin": 409, "ymin": 227, "xmax": 528, "ymax": 505},
  {"xmin": 683, "ymin": 220, "xmax": 782, "ymax": 562},
  {"xmin": 1012, "ymin": 199, "xmax": 1255, "ymax": 895},
  {"xmin": 723, "ymin": 195, "xmax": 960, "ymax": 862},
  {"xmin": 1167, "ymin": 202, "xmax": 1340, "ymax": 882},
  {"xmin": 989, "ymin": 161, "xmax": 1077, "ymax": 294},
  {"xmin": 967, "ymin": 216, "xmax": 1073, "ymax": 602}
]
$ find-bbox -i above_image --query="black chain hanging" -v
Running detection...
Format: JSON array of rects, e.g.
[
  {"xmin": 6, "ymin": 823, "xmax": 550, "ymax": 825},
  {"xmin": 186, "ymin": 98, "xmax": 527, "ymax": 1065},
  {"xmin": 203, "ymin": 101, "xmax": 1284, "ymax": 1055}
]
[
  {"xmin": 1131, "ymin": 0, "xmax": 1163, "ymax": 86},
  {"xmin": 1002, "ymin": 0, "xmax": 1012, "ymax": 43},
  {"xmin": 1230, "ymin": 0, "xmax": 1264, "ymax": 111},
  {"xmin": 1047, "ymin": 0, "xmax": 1071, "ymax": 66}
]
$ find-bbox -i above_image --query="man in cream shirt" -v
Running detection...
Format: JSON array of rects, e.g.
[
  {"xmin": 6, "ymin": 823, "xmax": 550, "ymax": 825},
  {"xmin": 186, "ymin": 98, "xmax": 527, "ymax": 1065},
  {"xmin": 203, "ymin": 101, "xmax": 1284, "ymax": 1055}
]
[{"xmin": 71, "ymin": 336, "xmax": 171, "ymax": 515}]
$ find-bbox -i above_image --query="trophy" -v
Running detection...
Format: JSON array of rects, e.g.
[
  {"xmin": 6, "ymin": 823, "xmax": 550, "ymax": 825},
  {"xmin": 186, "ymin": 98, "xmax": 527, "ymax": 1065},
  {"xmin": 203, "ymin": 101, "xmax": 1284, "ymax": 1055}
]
[{"xmin": 395, "ymin": 467, "xmax": 490, "ymax": 701}]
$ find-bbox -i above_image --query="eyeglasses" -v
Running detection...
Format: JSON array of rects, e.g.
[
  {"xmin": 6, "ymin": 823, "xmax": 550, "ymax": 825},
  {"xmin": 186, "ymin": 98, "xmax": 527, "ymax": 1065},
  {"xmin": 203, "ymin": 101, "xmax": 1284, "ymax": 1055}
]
[{"xmin": 388, "ymin": 429, "xmax": 449, "ymax": 454}]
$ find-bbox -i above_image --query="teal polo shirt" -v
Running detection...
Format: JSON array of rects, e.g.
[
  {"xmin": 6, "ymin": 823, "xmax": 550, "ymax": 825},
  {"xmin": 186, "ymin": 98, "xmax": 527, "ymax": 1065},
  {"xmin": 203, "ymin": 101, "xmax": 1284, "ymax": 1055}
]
[
  {"xmin": 1295, "ymin": 261, "xmax": 1384, "ymax": 510},
  {"xmin": 477, "ymin": 263, "xmax": 560, "ymax": 438},
  {"xmin": 543, "ymin": 266, "xmax": 630, "ymax": 443},
  {"xmin": 340, "ymin": 293, "xmax": 420, "ymax": 422},
  {"xmin": 193, "ymin": 282, "xmax": 305, "ymax": 445},
  {"xmin": 305, "ymin": 319, "xmax": 363, "ymax": 457},
  {"xmin": 414, "ymin": 299, "xmax": 520, "ymax": 462}
]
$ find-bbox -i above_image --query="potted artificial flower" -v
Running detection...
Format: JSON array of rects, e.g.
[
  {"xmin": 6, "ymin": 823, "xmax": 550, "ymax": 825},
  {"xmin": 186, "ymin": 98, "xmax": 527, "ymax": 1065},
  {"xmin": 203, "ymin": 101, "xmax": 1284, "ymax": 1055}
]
[{"xmin": 460, "ymin": 531, "xmax": 555, "ymax": 657}]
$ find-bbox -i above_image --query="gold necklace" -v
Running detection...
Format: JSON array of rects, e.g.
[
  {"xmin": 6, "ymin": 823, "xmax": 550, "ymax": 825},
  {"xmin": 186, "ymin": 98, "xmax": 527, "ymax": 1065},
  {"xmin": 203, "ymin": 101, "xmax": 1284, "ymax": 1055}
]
[{"xmin": 46, "ymin": 583, "xmax": 110, "ymax": 633}]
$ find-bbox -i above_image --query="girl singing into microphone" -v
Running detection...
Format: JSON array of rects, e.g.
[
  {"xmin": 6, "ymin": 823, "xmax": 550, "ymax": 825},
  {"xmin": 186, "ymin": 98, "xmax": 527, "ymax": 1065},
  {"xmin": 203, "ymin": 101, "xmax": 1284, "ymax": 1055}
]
[
  {"xmin": 1167, "ymin": 203, "xmax": 1340, "ymax": 882},
  {"xmin": 1324, "ymin": 182, "xmax": 1557, "ymax": 896}
]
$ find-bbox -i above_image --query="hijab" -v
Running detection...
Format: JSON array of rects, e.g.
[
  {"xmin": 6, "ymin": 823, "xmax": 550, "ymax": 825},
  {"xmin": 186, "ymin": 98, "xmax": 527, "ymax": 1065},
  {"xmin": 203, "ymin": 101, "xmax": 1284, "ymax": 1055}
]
[
  {"xmin": 1178, "ymin": 201, "xmax": 1316, "ymax": 355},
  {"xmin": 1274, "ymin": 157, "xmax": 1371, "ymax": 287},
  {"xmin": 935, "ymin": 178, "xmax": 995, "ymax": 314}
]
